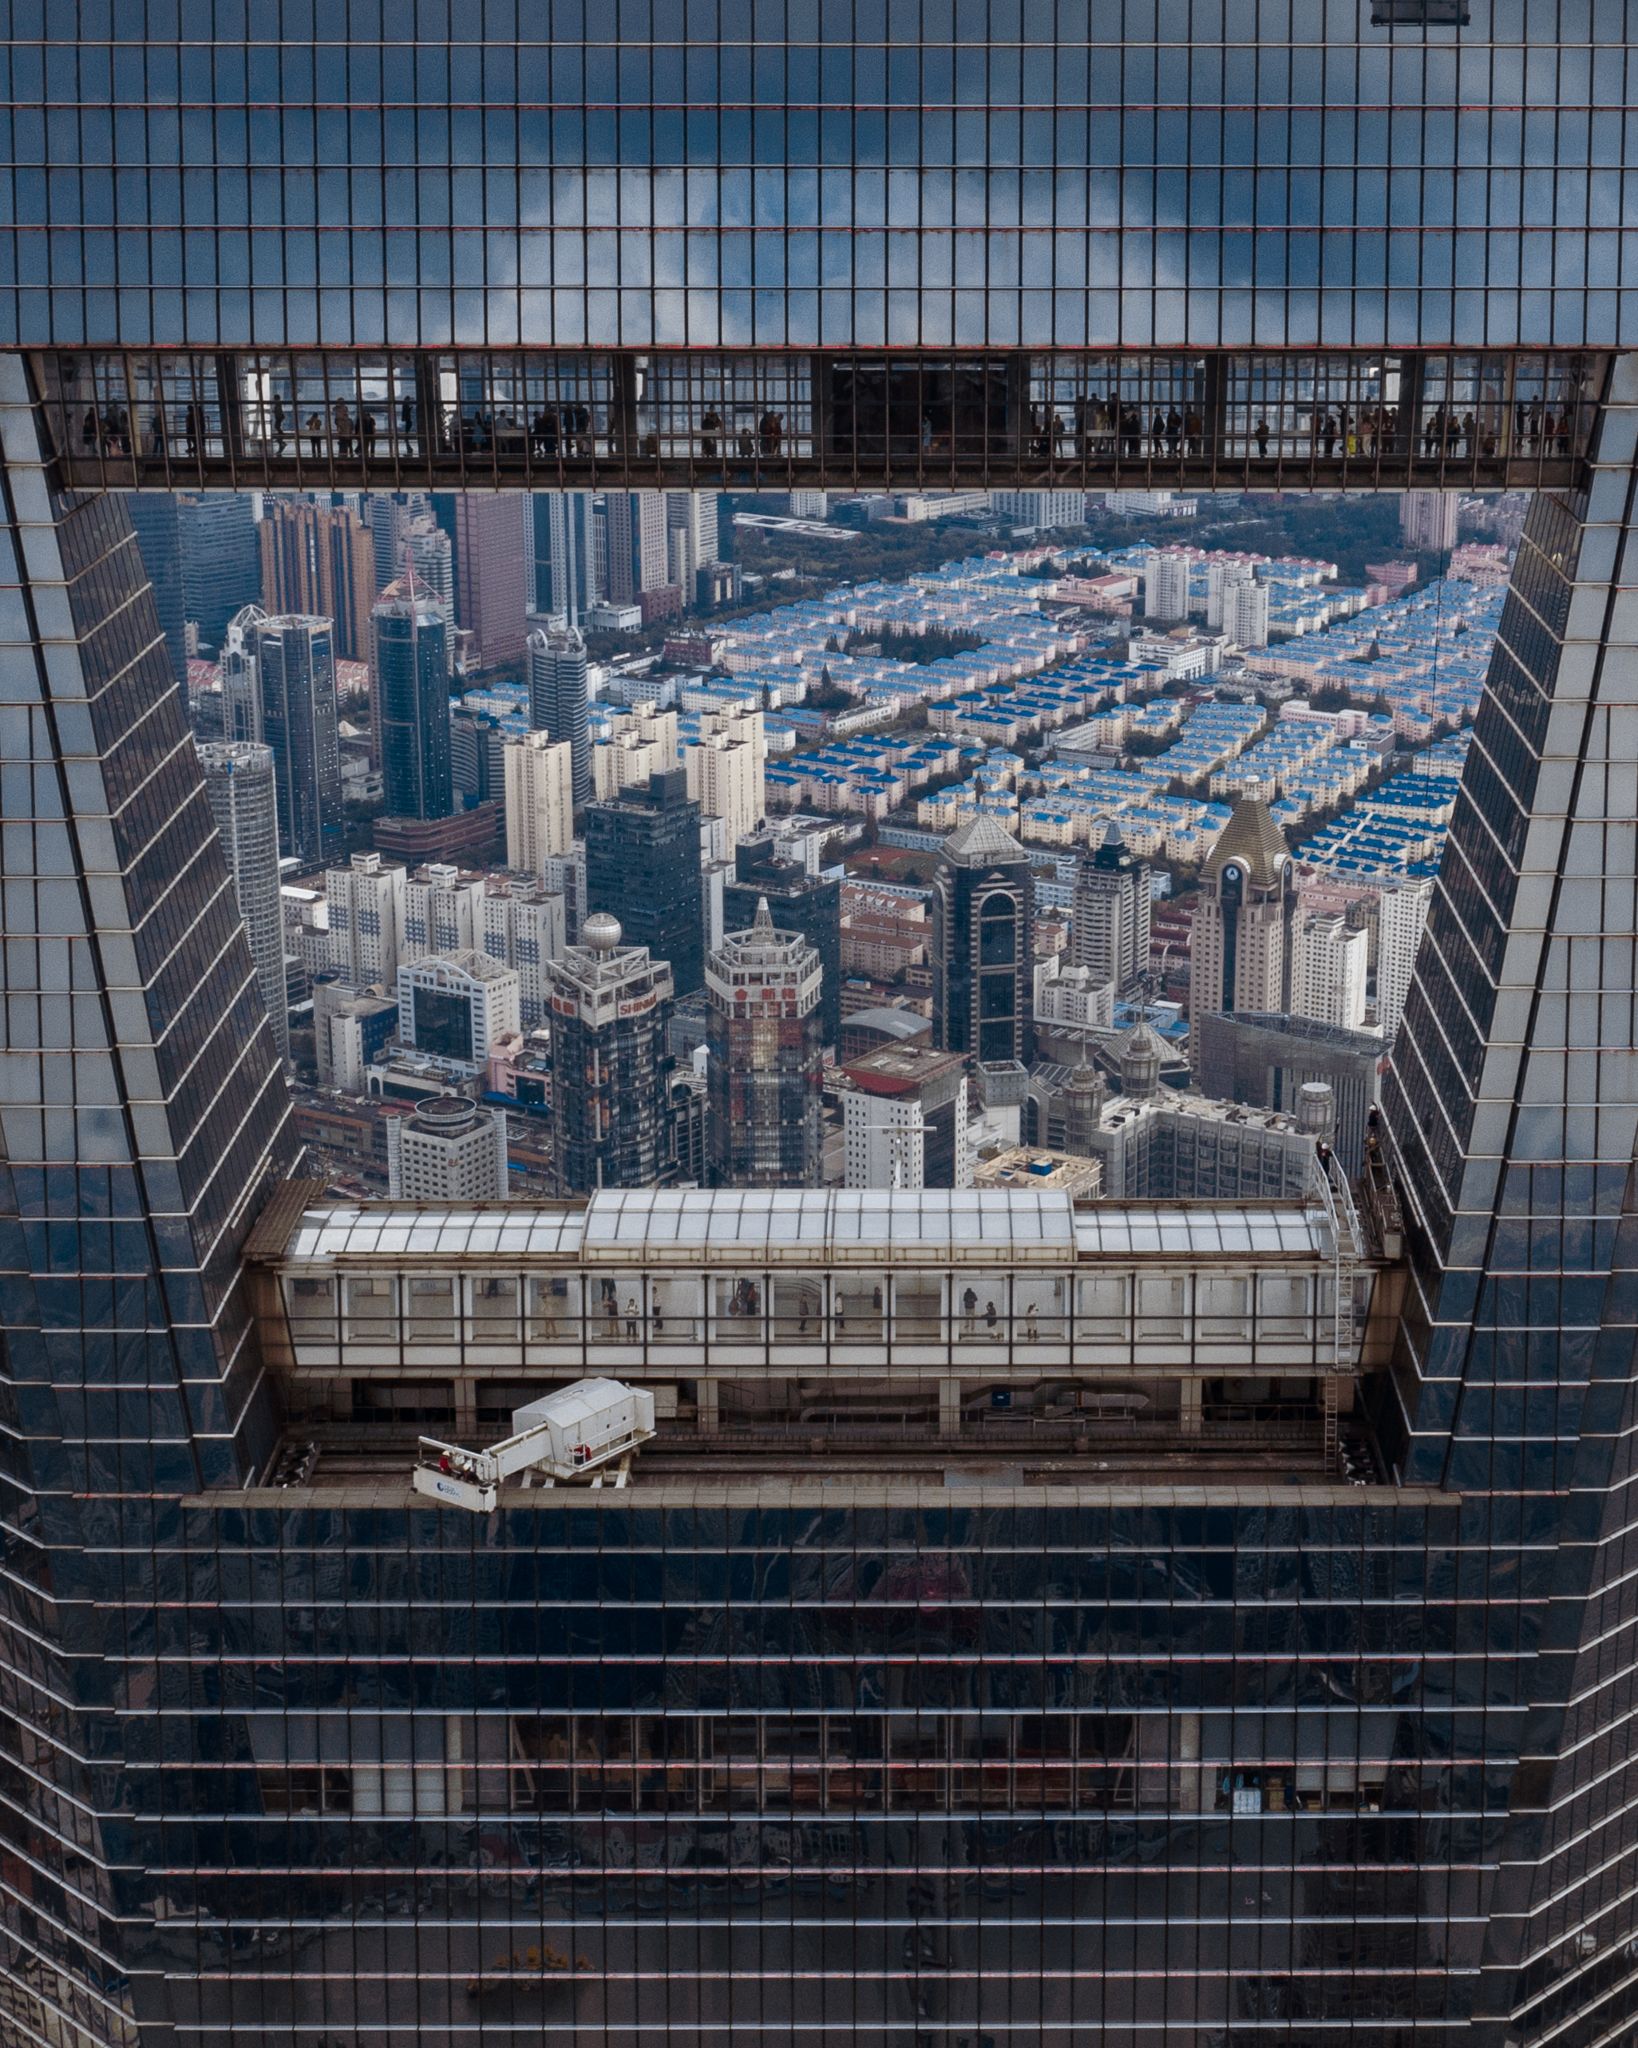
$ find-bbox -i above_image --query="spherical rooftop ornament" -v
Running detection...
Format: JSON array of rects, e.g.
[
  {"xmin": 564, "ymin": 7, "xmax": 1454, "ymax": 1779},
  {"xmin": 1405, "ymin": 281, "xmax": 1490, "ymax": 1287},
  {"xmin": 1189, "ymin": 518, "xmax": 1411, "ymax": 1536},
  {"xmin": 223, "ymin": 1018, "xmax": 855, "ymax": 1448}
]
[{"xmin": 581, "ymin": 911, "xmax": 623, "ymax": 954}]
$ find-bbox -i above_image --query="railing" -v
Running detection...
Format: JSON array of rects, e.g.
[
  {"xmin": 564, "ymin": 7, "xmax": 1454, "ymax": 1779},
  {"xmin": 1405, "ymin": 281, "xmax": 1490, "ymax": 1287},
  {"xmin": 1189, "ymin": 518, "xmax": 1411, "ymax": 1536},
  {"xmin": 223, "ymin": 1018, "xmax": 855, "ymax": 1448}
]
[{"xmin": 32, "ymin": 345, "xmax": 1604, "ymax": 496}]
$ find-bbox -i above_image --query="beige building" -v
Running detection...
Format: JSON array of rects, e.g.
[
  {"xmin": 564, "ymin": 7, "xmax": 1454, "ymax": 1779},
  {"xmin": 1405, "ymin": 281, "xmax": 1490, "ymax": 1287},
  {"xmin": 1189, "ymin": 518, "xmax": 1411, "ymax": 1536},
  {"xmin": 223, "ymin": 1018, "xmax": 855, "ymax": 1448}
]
[
  {"xmin": 593, "ymin": 705, "xmax": 681, "ymax": 799},
  {"xmin": 1187, "ymin": 798, "xmax": 1294, "ymax": 1037},
  {"xmin": 504, "ymin": 730, "xmax": 576, "ymax": 871},
  {"xmin": 685, "ymin": 705, "xmax": 767, "ymax": 849}
]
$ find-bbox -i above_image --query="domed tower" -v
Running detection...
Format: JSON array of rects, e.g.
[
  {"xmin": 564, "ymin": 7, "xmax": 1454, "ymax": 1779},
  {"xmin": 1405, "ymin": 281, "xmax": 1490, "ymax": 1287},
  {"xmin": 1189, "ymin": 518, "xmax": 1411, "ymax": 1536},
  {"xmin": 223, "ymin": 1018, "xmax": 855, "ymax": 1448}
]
[
  {"xmin": 1062, "ymin": 1059, "xmax": 1107, "ymax": 1153},
  {"xmin": 543, "ymin": 910, "xmax": 676, "ymax": 1194},
  {"xmin": 1118, "ymin": 1020, "xmax": 1166, "ymax": 1102}
]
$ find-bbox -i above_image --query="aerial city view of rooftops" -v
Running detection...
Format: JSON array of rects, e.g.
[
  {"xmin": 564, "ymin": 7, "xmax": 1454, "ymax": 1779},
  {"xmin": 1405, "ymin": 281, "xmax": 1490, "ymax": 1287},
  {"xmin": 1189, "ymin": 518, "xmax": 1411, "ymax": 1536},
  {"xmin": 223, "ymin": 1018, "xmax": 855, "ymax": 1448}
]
[{"xmin": 182, "ymin": 477, "xmax": 1496, "ymax": 1221}]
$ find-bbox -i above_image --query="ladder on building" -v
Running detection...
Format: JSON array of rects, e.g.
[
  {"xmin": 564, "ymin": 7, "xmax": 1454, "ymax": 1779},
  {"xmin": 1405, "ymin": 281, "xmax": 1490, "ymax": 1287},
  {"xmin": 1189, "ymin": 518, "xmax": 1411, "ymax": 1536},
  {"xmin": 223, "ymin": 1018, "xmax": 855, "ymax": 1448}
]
[{"xmin": 1322, "ymin": 1375, "xmax": 1341, "ymax": 1476}]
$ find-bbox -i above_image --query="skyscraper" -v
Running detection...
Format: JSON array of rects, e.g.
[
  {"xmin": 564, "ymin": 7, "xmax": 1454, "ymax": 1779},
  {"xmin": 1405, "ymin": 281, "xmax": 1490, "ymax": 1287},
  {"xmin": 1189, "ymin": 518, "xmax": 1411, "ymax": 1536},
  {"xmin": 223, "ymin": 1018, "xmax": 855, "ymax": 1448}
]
[
  {"xmin": 126, "ymin": 491, "xmax": 189, "ymax": 688},
  {"xmin": 453, "ymin": 493, "xmax": 529, "ymax": 669},
  {"xmin": 1400, "ymin": 488, "xmax": 1461, "ymax": 553},
  {"xmin": 603, "ymin": 489, "xmax": 670, "ymax": 603},
  {"xmin": 218, "ymin": 602, "xmax": 265, "ymax": 743},
  {"xmin": 683, "ymin": 704, "xmax": 766, "ymax": 852},
  {"xmin": 531, "ymin": 488, "xmax": 600, "ymax": 624},
  {"xmin": 664, "ymin": 488, "xmax": 721, "ymax": 599},
  {"xmin": 387, "ymin": 1097, "xmax": 510, "ymax": 1201},
  {"xmin": 258, "ymin": 498, "xmax": 376, "ymax": 660},
  {"xmin": 325, "ymin": 849, "xmax": 407, "ymax": 989},
  {"xmin": 725, "ymin": 845, "xmax": 843, "ymax": 1050},
  {"xmin": 1187, "ymin": 797, "xmax": 1296, "ymax": 1031},
  {"xmin": 197, "ymin": 740, "xmax": 290, "ymax": 1066},
  {"xmin": 177, "ymin": 492, "xmax": 261, "ymax": 653},
  {"xmin": 1222, "ymin": 575, "xmax": 1271, "ymax": 649},
  {"xmin": 253, "ymin": 613, "xmax": 343, "ymax": 867},
  {"xmin": 584, "ymin": 767, "xmax": 706, "ymax": 996},
  {"xmin": 372, "ymin": 581, "xmax": 453, "ymax": 821},
  {"xmin": 525, "ymin": 621, "xmax": 591, "ymax": 806},
  {"xmin": 931, "ymin": 813, "xmax": 1035, "ymax": 1064},
  {"xmin": 1376, "ymin": 876, "xmax": 1434, "ymax": 1045},
  {"xmin": 12, "ymin": 10, "xmax": 1638, "ymax": 2042},
  {"xmin": 1071, "ymin": 819, "xmax": 1151, "ymax": 995},
  {"xmin": 544, "ymin": 912, "xmax": 675, "ymax": 1194},
  {"xmin": 1290, "ymin": 907, "xmax": 1370, "ymax": 1032},
  {"xmin": 705, "ymin": 899, "xmax": 824, "ymax": 1188},
  {"xmin": 1144, "ymin": 549, "xmax": 1193, "ymax": 622},
  {"xmin": 503, "ymin": 730, "xmax": 575, "ymax": 873}
]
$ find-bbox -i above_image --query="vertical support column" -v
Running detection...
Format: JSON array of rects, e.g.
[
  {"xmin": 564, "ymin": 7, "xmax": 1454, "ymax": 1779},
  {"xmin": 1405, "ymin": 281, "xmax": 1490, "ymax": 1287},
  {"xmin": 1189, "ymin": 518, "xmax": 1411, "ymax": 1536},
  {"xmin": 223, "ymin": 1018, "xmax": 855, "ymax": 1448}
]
[
  {"xmin": 1179, "ymin": 1378, "xmax": 1203, "ymax": 1437},
  {"xmin": 214, "ymin": 351, "xmax": 245, "ymax": 468},
  {"xmin": 939, "ymin": 1379, "xmax": 961, "ymax": 1437},
  {"xmin": 1202, "ymin": 354, "xmax": 1229, "ymax": 475},
  {"xmin": 695, "ymin": 1379, "xmax": 719, "ymax": 1436}
]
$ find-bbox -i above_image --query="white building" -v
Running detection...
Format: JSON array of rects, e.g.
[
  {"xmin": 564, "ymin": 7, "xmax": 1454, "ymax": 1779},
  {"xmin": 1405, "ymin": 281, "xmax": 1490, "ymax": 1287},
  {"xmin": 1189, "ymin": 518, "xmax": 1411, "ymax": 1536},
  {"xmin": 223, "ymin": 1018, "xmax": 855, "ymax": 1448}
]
[
  {"xmin": 326, "ymin": 850, "xmax": 406, "ymax": 988},
  {"xmin": 481, "ymin": 875, "xmax": 569, "ymax": 1027},
  {"xmin": 1291, "ymin": 911, "xmax": 1370, "ymax": 1032},
  {"xmin": 991, "ymin": 490, "xmax": 1086, "ymax": 531},
  {"xmin": 402, "ymin": 862, "xmax": 485, "ymax": 962},
  {"xmin": 1144, "ymin": 550, "xmax": 1193, "ymax": 623},
  {"xmin": 504, "ymin": 730, "xmax": 576, "ymax": 871},
  {"xmin": 786, "ymin": 491, "xmax": 829, "ymax": 518},
  {"xmin": 1034, "ymin": 958, "xmax": 1117, "ymax": 1031},
  {"xmin": 1223, "ymin": 578, "xmax": 1271, "ymax": 650},
  {"xmin": 685, "ymin": 706, "xmax": 767, "ymax": 850},
  {"xmin": 313, "ymin": 978, "xmax": 398, "ymax": 1091},
  {"xmin": 1376, "ymin": 878, "xmax": 1433, "ymax": 1043},
  {"xmin": 395, "ymin": 950, "xmax": 522, "ymax": 1070},
  {"xmin": 593, "ymin": 706, "xmax": 681, "ymax": 799},
  {"xmin": 1400, "ymin": 489, "xmax": 1460, "ymax": 553},
  {"xmin": 197, "ymin": 740, "xmax": 289, "ymax": 1064},
  {"xmin": 387, "ymin": 1098, "xmax": 510, "ymax": 1201}
]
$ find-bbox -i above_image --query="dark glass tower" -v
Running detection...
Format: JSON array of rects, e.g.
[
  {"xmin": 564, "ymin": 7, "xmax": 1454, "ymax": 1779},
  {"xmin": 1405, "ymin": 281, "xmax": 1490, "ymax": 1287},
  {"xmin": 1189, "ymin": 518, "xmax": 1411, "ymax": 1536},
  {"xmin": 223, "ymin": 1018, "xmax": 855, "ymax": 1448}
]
[
  {"xmin": 126, "ymin": 490, "xmax": 188, "ymax": 690},
  {"xmin": 931, "ymin": 812, "xmax": 1035, "ymax": 1065},
  {"xmin": 705, "ymin": 899, "xmax": 825, "ymax": 1187},
  {"xmin": 372, "ymin": 582, "xmax": 453, "ymax": 822},
  {"xmin": 584, "ymin": 767, "xmax": 705, "ymax": 997},
  {"xmin": 0, "ymin": 356, "xmax": 295, "ymax": 2041},
  {"xmin": 544, "ymin": 913, "xmax": 675, "ymax": 1194},
  {"xmin": 526, "ymin": 619, "xmax": 591, "ymax": 808},
  {"xmin": 252, "ymin": 612, "xmax": 343, "ymax": 867},
  {"xmin": 531, "ymin": 488, "xmax": 599, "ymax": 626}
]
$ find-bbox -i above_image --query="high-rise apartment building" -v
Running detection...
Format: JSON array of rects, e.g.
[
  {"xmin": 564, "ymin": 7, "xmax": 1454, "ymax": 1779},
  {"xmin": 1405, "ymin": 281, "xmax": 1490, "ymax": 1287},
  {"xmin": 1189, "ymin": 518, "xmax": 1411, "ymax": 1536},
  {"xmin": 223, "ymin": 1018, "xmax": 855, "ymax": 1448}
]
[
  {"xmin": 401, "ymin": 861, "xmax": 485, "ymax": 962},
  {"xmin": 325, "ymin": 849, "xmax": 407, "ymax": 989},
  {"xmin": 684, "ymin": 704, "xmax": 767, "ymax": 852},
  {"xmin": 252, "ymin": 613, "xmax": 343, "ymax": 868},
  {"xmin": 544, "ymin": 913, "xmax": 675, "ymax": 1194},
  {"xmin": 1400, "ymin": 487, "xmax": 1461, "ymax": 553},
  {"xmin": 196, "ymin": 740, "xmax": 290, "ymax": 1065},
  {"xmin": 525, "ymin": 621, "xmax": 591, "ymax": 806},
  {"xmin": 704, "ymin": 900, "xmax": 824, "ymax": 1188},
  {"xmin": 1376, "ymin": 876, "xmax": 1434, "ymax": 1045},
  {"xmin": 503, "ymin": 730, "xmax": 575, "ymax": 872},
  {"xmin": 584, "ymin": 768, "xmax": 706, "ymax": 996},
  {"xmin": 1291, "ymin": 908, "xmax": 1371, "ymax": 1032},
  {"xmin": 479, "ymin": 874, "xmax": 568, "ymax": 1028},
  {"xmin": 386, "ymin": 1097, "xmax": 509, "ymax": 1202},
  {"xmin": 1222, "ymin": 575, "xmax": 1271, "ymax": 649},
  {"xmin": 1188, "ymin": 798, "xmax": 1296, "ymax": 1030},
  {"xmin": 931, "ymin": 813, "xmax": 1035, "ymax": 1065},
  {"xmin": 372, "ymin": 582, "xmax": 453, "ymax": 821},
  {"xmin": 453, "ymin": 493, "xmax": 529, "ymax": 668},
  {"xmin": 664, "ymin": 488, "xmax": 721, "ymax": 598},
  {"xmin": 594, "ymin": 703, "xmax": 682, "ymax": 799},
  {"xmin": 531, "ymin": 489, "xmax": 600, "ymax": 624},
  {"xmin": 1144, "ymin": 548, "xmax": 1194, "ymax": 623},
  {"xmin": 991, "ymin": 489, "xmax": 1086, "ymax": 531},
  {"xmin": 603, "ymin": 489, "xmax": 670, "ymax": 602},
  {"xmin": 258, "ymin": 498, "xmax": 376, "ymax": 659},
  {"xmin": 1071, "ymin": 820, "xmax": 1151, "ymax": 994}
]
